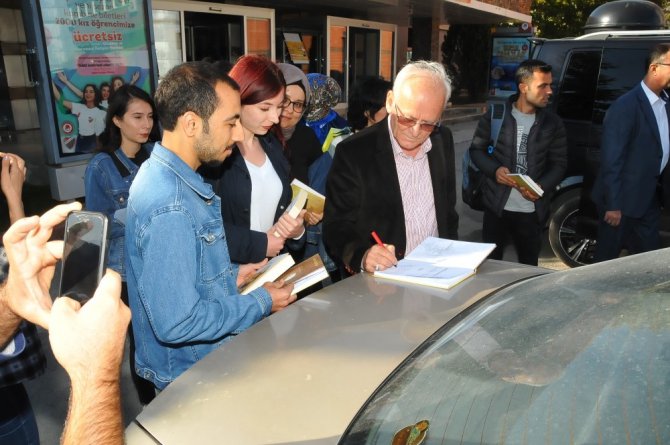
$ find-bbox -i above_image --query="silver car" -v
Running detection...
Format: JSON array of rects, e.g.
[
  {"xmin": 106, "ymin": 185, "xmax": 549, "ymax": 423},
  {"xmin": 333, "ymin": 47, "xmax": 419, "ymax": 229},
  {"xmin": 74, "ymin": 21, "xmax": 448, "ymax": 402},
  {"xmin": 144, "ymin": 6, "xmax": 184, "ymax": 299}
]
[{"xmin": 127, "ymin": 250, "xmax": 670, "ymax": 444}]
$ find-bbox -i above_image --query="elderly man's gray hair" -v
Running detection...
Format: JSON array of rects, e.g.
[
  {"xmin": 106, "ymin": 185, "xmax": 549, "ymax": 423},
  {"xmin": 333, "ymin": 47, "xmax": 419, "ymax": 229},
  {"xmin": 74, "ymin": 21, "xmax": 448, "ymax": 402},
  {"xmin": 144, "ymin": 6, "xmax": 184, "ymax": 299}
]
[{"xmin": 393, "ymin": 60, "xmax": 452, "ymax": 109}]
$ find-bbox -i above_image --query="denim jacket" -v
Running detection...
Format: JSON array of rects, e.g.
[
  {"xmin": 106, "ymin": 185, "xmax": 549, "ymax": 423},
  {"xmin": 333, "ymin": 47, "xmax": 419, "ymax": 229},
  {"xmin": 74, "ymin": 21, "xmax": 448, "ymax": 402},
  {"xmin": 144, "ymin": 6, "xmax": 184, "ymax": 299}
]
[
  {"xmin": 125, "ymin": 143, "xmax": 273, "ymax": 390},
  {"xmin": 84, "ymin": 148, "xmax": 147, "ymax": 279}
]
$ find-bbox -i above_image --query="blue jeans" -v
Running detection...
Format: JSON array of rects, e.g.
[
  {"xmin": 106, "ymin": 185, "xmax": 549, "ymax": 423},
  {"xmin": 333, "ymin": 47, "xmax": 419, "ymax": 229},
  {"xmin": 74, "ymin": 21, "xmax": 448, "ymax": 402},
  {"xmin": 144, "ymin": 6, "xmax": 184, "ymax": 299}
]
[{"xmin": 0, "ymin": 383, "xmax": 39, "ymax": 445}]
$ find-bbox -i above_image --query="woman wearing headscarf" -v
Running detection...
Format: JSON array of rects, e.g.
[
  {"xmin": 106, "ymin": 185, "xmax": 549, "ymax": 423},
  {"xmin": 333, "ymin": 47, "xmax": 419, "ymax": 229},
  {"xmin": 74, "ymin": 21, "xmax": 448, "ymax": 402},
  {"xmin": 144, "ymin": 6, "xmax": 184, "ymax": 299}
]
[{"xmin": 277, "ymin": 63, "xmax": 322, "ymax": 185}]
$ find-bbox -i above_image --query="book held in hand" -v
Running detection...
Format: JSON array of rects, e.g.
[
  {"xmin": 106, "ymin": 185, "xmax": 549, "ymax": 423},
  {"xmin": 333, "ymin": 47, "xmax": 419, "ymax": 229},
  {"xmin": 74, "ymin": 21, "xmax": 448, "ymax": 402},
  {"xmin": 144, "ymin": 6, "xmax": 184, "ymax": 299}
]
[
  {"xmin": 286, "ymin": 189, "xmax": 308, "ymax": 218},
  {"xmin": 239, "ymin": 253, "xmax": 295, "ymax": 295},
  {"xmin": 506, "ymin": 173, "xmax": 544, "ymax": 197},
  {"xmin": 373, "ymin": 237, "xmax": 496, "ymax": 290},
  {"xmin": 238, "ymin": 253, "xmax": 329, "ymax": 295},
  {"xmin": 275, "ymin": 254, "xmax": 329, "ymax": 295},
  {"xmin": 290, "ymin": 179, "xmax": 325, "ymax": 214}
]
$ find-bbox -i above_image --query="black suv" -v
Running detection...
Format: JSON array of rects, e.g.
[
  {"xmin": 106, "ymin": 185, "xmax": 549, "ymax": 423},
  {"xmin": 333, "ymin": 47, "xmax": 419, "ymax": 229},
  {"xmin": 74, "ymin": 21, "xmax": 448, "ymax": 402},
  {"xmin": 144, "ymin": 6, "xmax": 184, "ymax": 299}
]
[{"xmin": 528, "ymin": 1, "xmax": 670, "ymax": 266}]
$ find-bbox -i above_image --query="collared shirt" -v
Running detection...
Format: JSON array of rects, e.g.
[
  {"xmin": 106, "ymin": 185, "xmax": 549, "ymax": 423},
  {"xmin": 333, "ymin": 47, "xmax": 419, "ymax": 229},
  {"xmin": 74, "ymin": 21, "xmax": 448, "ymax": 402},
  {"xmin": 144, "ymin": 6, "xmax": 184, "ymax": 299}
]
[
  {"xmin": 126, "ymin": 143, "xmax": 273, "ymax": 390},
  {"xmin": 641, "ymin": 81, "xmax": 670, "ymax": 172},
  {"xmin": 387, "ymin": 119, "xmax": 438, "ymax": 254}
]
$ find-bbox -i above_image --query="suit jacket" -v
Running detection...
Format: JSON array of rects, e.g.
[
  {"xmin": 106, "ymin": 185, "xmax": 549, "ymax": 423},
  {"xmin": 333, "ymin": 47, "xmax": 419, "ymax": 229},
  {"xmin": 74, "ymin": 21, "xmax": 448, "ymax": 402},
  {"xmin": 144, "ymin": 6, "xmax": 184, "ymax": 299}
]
[
  {"xmin": 591, "ymin": 82, "xmax": 668, "ymax": 218},
  {"xmin": 323, "ymin": 118, "xmax": 459, "ymax": 271}
]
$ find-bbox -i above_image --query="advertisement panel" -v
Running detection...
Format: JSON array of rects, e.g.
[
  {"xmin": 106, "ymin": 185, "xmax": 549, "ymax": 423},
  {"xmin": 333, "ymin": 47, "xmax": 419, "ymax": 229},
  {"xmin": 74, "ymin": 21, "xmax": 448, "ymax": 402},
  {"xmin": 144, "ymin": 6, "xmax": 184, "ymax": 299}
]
[
  {"xmin": 489, "ymin": 36, "xmax": 530, "ymax": 97},
  {"xmin": 40, "ymin": 0, "xmax": 153, "ymax": 156}
]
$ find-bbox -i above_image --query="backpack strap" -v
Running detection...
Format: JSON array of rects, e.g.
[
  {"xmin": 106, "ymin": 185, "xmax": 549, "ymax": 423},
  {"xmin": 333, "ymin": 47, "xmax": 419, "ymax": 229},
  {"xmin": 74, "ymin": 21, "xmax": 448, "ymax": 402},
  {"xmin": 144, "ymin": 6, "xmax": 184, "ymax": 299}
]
[{"xmin": 488, "ymin": 102, "xmax": 506, "ymax": 154}]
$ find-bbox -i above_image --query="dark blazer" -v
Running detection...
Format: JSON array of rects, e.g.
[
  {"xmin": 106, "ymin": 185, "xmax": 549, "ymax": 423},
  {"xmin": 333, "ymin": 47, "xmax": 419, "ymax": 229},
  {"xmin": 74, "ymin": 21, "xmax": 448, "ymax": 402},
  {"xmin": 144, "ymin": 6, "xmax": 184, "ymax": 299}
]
[
  {"xmin": 469, "ymin": 95, "xmax": 567, "ymax": 222},
  {"xmin": 591, "ymin": 83, "xmax": 668, "ymax": 218},
  {"xmin": 323, "ymin": 118, "xmax": 459, "ymax": 271},
  {"xmin": 210, "ymin": 133, "xmax": 303, "ymax": 263}
]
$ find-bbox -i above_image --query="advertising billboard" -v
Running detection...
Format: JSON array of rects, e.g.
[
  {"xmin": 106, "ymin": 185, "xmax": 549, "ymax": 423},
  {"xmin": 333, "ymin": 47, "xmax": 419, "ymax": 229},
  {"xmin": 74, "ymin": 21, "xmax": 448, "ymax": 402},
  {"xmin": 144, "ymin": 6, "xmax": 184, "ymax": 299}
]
[
  {"xmin": 489, "ymin": 36, "xmax": 531, "ymax": 97},
  {"xmin": 39, "ymin": 0, "xmax": 154, "ymax": 157}
]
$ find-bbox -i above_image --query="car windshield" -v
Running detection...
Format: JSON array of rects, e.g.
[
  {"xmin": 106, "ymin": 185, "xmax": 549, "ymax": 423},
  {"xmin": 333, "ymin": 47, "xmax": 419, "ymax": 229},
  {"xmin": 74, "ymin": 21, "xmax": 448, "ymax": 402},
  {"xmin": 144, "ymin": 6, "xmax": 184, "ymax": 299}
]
[{"xmin": 340, "ymin": 249, "xmax": 670, "ymax": 444}]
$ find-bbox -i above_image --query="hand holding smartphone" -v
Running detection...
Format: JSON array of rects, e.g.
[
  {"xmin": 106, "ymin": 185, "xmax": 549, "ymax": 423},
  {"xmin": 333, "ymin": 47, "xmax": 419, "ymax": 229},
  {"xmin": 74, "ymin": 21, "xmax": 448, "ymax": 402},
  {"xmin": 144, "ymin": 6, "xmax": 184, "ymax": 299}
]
[{"xmin": 58, "ymin": 210, "xmax": 108, "ymax": 304}]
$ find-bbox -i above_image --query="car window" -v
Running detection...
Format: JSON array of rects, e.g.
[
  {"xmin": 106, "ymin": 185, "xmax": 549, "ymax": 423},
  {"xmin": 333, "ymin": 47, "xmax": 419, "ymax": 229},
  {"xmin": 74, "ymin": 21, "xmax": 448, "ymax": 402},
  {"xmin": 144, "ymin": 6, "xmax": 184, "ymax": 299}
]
[
  {"xmin": 556, "ymin": 50, "xmax": 601, "ymax": 121},
  {"xmin": 593, "ymin": 47, "xmax": 648, "ymax": 125},
  {"xmin": 340, "ymin": 250, "xmax": 670, "ymax": 444}
]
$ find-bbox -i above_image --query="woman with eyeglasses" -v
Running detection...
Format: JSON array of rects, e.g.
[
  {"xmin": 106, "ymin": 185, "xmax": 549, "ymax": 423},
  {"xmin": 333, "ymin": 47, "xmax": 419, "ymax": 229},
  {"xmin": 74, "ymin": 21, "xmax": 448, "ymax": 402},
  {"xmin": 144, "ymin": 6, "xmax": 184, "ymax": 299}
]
[
  {"xmin": 277, "ymin": 63, "xmax": 322, "ymax": 185},
  {"xmin": 207, "ymin": 55, "xmax": 305, "ymax": 264}
]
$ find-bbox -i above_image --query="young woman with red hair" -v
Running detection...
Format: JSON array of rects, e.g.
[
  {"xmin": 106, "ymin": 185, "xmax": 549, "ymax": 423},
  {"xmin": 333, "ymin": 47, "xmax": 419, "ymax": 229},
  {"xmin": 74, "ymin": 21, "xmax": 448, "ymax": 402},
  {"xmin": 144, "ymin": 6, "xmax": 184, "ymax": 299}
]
[{"xmin": 206, "ymin": 55, "xmax": 305, "ymax": 263}]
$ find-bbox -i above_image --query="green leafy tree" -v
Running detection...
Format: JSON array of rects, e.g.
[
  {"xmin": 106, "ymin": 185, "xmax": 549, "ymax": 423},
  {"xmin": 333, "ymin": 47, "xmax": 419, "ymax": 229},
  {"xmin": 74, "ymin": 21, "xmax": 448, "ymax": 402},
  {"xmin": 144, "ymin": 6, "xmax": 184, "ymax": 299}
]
[{"xmin": 532, "ymin": 0, "xmax": 667, "ymax": 38}]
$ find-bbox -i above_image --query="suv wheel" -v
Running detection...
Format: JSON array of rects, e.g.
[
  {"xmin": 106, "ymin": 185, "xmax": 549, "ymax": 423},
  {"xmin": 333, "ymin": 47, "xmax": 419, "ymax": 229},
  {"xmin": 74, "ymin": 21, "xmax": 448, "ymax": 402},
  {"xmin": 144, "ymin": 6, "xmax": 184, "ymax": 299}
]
[{"xmin": 548, "ymin": 191, "xmax": 597, "ymax": 267}]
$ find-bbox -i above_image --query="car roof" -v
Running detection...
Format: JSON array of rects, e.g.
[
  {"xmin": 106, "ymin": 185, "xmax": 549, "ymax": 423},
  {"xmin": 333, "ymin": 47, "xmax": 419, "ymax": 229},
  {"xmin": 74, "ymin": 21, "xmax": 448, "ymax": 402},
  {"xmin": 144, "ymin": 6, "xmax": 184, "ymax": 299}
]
[{"xmin": 126, "ymin": 260, "xmax": 545, "ymax": 444}]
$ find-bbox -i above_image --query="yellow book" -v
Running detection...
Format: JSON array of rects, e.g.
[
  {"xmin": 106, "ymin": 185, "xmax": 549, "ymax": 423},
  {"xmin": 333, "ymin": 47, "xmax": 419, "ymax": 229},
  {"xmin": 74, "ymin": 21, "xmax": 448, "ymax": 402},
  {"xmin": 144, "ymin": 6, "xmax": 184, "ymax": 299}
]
[
  {"xmin": 506, "ymin": 173, "xmax": 544, "ymax": 197},
  {"xmin": 275, "ymin": 254, "xmax": 329, "ymax": 294},
  {"xmin": 290, "ymin": 179, "xmax": 325, "ymax": 214},
  {"xmin": 286, "ymin": 189, "xmax": 308, "ymax": 218}
]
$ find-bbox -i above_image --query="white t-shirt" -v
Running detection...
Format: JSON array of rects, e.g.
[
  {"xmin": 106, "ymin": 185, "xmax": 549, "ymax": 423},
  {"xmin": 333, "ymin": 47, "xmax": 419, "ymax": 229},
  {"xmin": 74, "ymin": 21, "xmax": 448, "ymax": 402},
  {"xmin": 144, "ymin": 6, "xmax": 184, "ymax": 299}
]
[
  {"xmin": 245, "ymin": 155, "xmax": 283, "ymax": 232},
  {"xmin": 505, "ymin": 105, "xmax": 536, "ymax": 213},
  {"xmin": 71, "ymin": 103, "xmax": 106, "ymax": 136}
]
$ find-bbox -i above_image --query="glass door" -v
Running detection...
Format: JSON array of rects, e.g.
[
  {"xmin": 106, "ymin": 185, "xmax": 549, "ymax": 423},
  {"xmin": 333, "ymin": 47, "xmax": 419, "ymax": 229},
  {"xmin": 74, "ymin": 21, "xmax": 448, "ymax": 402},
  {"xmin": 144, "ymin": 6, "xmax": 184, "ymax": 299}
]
[
  {"xmin": 327, "ymin": 16, "xmax": 396, "ymax": 104},
  {"xmin": 153, "ymin": 1, "xmax": 274, "ymax": 74}
]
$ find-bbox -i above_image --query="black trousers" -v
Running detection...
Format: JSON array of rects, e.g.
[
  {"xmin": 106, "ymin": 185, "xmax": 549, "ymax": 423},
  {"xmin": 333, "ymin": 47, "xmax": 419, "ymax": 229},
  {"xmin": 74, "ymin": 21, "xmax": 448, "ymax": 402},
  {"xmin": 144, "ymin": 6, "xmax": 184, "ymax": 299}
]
[{"xmin": 483, "ymin": 209, "xmax": 542, "ymax": 266}]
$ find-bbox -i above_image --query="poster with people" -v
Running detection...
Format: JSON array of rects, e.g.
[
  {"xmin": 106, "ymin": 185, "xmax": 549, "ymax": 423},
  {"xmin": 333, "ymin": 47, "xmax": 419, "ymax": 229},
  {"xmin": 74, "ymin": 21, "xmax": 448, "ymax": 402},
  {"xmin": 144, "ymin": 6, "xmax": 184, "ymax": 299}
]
[
  {"xmin": 489, "ymin": 37, "xmax": 530, "ymax": 97},
  {"xmin": 41, "ymin": 0, "xmax": 153, "ymax": 155}
]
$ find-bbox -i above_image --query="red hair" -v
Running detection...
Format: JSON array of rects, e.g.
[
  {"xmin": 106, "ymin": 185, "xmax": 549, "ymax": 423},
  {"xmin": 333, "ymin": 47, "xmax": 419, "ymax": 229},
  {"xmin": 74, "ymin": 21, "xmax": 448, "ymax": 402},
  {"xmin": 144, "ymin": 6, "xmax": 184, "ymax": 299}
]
[{"xmin": 228, "ymin": 55, "xmax": 285, "ymax": 105}]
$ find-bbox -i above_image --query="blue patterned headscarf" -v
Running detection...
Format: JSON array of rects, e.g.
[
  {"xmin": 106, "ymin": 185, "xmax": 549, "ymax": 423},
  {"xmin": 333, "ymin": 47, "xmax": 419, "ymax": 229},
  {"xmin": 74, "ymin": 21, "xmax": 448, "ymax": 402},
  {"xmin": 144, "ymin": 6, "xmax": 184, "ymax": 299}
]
[{"xmin": 305, "ymin": 73, "xmax": 341, "ymax": 122}]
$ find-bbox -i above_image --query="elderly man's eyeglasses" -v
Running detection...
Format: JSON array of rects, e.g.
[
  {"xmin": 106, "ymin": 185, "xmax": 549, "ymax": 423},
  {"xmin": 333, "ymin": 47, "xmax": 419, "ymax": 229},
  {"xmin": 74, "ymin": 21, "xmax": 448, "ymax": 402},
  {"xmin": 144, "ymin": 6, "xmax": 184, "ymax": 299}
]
[
  {"xmin": 282, "ymin": 98, "xmax": 306, "ymax": 113},
  {"xmin": 394, "ymin": 104, "xmax": 441, "ymax": 132}
]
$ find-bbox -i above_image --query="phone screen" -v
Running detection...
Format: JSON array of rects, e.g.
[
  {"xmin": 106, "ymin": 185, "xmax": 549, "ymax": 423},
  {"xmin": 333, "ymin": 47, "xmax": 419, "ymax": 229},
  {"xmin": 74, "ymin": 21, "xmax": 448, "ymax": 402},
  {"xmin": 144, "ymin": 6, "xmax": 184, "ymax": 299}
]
[{"xmin": 59, "ymin": 211, "xmax": 108, "ymax": 304}]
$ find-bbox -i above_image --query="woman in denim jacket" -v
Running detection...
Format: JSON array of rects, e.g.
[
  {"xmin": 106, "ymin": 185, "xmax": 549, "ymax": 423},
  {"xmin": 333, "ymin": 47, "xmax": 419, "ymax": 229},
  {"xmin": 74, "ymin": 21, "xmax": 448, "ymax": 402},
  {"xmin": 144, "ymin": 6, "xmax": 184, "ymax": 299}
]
[{"xmin": 84, "ymin": 84, "xmax": 159, "ymax": 403}]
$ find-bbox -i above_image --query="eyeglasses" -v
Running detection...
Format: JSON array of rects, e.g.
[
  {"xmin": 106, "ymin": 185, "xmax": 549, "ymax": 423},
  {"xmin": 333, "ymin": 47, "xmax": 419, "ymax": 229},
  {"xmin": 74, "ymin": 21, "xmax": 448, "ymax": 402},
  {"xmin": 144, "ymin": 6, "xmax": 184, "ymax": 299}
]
[
  {"xmin": 282, "ymin": 98, "xmax": 306, "ymax": 113},
  {"xmin": 656, "ymin": 62, "xmax": 670, "ymax": 67},
  {"xmin": 393, "ymin": 104, "xmax": 441, "ymax": 132}
]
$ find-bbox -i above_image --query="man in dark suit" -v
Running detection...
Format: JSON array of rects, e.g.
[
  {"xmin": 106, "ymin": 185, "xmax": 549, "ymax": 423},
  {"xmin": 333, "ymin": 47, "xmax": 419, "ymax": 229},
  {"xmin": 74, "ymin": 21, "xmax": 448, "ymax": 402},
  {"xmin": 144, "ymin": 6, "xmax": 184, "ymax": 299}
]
[
  {"xmin": 323, "ymin": 61, "xmax": 458, "ymax": 274},
  {"xmin": 592, "ymin": 43, "xmax": 670, "ymax": 261}
]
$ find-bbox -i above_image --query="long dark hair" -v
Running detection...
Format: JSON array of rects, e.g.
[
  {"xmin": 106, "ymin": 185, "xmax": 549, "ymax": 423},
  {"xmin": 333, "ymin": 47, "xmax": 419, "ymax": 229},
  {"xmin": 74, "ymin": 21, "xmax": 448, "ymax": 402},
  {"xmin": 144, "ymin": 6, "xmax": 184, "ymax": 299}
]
[
  {"xmin": 81, "ymin": 84, "xmax": 102, "ymax": 107},
  {"xmin": 98, "ymin": 85, "xmax": 160, "ymax": 153}
]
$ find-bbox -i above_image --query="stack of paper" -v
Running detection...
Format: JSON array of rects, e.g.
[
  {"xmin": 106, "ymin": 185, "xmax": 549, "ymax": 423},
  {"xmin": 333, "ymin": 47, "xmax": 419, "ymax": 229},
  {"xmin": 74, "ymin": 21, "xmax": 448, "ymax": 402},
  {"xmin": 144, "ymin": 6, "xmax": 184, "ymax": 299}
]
[{"xmin": 373, "ymin": 237, "xmax": 496, "ymax": 290}]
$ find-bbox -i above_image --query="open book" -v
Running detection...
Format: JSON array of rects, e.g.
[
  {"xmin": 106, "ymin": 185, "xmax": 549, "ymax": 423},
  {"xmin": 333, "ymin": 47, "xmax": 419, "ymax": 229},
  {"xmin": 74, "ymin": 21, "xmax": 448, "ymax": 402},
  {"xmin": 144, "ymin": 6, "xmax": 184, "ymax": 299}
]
[
  {"xmin": 290, "ymin": 179, "xmax": 325, "ymax": 214},
  {"xmin": 373, "ymin": 237, "xmax": 496, "ymax": 290},
  {"xmin": 506, "ymin": 174, "xmax": 544, "ymax": 197},
  {"xmin": 239, "ymin": 253, "xmax": 295, "ymax": 295},
  {"xmin": 275, "ymin": 254, "xmax": 329, "ymax": 295},
  {"xmin": 239, "ymin": 253, "xmax": 328, "ymax": 295}
]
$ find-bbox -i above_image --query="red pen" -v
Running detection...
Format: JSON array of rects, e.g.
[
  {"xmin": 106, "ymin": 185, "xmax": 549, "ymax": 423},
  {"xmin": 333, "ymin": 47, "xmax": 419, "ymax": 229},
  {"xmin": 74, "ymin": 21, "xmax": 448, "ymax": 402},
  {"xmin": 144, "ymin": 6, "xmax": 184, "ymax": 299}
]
[
  {"xmin": 371, "ymin": 231, "xmax": 397, "ymax": 267},
  {"xmin": 371, "ymin": 231, "xmax": 384, "ymax": 247}
]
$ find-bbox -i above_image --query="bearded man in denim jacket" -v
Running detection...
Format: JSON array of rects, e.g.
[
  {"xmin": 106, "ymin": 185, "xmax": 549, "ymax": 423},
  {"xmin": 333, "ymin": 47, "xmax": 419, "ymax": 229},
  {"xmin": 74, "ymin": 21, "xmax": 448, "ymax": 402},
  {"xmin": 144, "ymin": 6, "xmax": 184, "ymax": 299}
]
[{"xmin": 125, "ymin": 62, "xmax": 295, "ymax": 390}]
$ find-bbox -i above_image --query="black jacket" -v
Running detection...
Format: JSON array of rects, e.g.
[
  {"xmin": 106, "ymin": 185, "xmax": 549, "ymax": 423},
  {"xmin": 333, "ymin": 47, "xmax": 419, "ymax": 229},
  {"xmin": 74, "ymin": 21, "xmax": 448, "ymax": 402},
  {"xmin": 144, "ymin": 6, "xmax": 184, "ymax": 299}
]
[
  {"xmin": 469, "ymin": 96, "xmax": 567, "ymax": 222},
  {"xmin": 204, "ymin": 133, "xmax": 304, "ymax": 263},
  {"xmin": 323, "ymin": 118, "xmax": 459, "ymax": 271}
]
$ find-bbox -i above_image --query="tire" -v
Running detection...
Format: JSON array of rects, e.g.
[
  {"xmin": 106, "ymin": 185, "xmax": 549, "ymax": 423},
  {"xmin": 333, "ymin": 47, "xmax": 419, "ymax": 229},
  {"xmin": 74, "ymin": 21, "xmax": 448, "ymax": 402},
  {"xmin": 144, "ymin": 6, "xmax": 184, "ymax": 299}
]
[{"xmin": 548, "ymin": 191, "xmax": 597, "ymax": 268}]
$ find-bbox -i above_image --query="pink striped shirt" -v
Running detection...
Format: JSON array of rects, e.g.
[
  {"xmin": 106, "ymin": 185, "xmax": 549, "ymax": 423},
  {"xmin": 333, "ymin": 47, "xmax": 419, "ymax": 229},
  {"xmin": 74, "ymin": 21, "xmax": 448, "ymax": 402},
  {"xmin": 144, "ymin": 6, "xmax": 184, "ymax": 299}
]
[{"xmin": 387, "ymin": 119, "xmax": 438, "ymax": 255}]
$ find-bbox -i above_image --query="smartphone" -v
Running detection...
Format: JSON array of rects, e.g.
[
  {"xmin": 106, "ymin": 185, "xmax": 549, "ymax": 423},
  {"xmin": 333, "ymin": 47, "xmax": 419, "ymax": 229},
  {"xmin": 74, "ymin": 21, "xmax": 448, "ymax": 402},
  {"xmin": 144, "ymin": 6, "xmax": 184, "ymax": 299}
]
[{"xmin": 58, "ymin": 210, "xmax": 108, "ymax": 304}]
